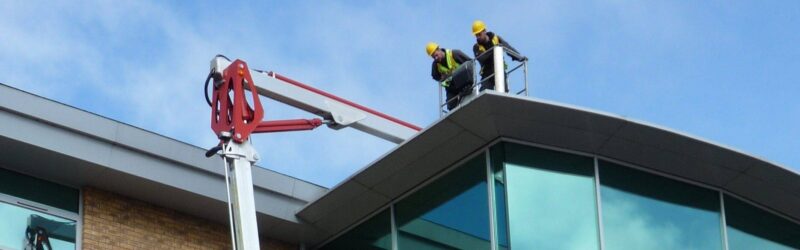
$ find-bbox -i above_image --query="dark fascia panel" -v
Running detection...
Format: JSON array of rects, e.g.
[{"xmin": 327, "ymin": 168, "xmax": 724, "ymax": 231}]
[
  {"xmin": 298, "ymin": 91, "xmax": 800, "ymax": 246},
  {"xmin": 0, "ymin": 83, "xmax": 328, "ymax": 243}
]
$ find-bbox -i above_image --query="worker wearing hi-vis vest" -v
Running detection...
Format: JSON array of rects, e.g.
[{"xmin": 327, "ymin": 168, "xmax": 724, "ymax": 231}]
[
  {"xmin": 427, "ymin": 42, "xmax": 472, "ymax": 110},
  {"xmin": 471, "ymin": 20, "xmax": 526, "ymax": 92}
]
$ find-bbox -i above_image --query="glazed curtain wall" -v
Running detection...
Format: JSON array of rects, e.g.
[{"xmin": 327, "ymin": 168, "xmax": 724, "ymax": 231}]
[
  {"xmin": 496, "ymin": 143, "xmax": 600, "ymax": 249},
  {"xmin": 321, "ymin": 142, "xmax": 800, "ymax": 250}
]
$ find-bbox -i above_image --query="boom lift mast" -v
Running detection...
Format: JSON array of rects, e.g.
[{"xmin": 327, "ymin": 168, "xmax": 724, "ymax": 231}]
[{"xmin": 204, "ymin": 55, "xmax": 421, "ymax": 250}]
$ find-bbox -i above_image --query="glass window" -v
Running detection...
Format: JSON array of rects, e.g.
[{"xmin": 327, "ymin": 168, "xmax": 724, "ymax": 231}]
[
  {"xmin": 0, "ymin": 201, "xmax": 76, "ymax": 250},
  {"xmin": 321, "ymin": 209, "xmax": 392, "ymax": 250},
  {"xmin": 724, "ymin": 194, "xmax": 800, "ymax": 250},
  {"xmin": 599, "ymin": 160, "xmax": 723, "ymax": 250},
  {"xmin": 501, "ymin": 143, "xmax": 600, "ymax": 250},
  {"xmin": 394, "ymin": 155, "xmax": 490, "ymax": 250},
  {"xmin": 0, "ymin": 168, "xmax": 79, "ymax": 213}
]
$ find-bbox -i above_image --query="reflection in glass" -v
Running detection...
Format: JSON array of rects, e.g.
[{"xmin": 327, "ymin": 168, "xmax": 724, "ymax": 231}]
[
  {"xmin": 599, "ymin": 161, "xmax": 723, "ymax": 250},
  {"xmin": 321, "ymin": 209, "xmax": 392, "ymax": 250},
  {"xmin": 489, "ymin": 144, "xmax": 508, "ymax": 250},
  {"xmin": 395, "ymin": 155, "xmax": 490, "ymax": 250},
  {"xmin": 724, "ymin": 195, "xmax": 800, "ymax": 250},
  {"xmin": 0, "ymin": 201, "xmax": 76, "ymax": 250},
  {"xmin": 503, "ymin": 143, "xmax": 600, "ymax": 250}
]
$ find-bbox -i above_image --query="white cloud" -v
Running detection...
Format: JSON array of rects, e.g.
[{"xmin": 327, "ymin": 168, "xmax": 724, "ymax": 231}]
[{"xmin": 602, "ymin": 198, "xmax": 683, "ymax": 250}]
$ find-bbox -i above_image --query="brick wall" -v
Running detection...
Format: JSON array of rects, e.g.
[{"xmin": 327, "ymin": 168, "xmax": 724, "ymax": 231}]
[{"xmin": 81, "ymin": 187, "xmax": 296, "ymax": 250}]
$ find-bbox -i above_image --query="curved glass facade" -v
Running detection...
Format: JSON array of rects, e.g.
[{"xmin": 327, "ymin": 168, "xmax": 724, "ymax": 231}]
[
  {"xmin": 500, "ymin": 143, "xmax": 600, "ymax": 249},
  {"xmin": 599, "ymin": 161, "xmax": 723, "ymax": 250},
  {"xmin": 394, "ymin": 156, "xmax": 490, "ymax": 249},
  {"xmin": 321, "ymin": 141, "xmax": 800, "ymax": 250},
  {"xmin": 724, "ymin": 194, "xmax": 800, "ymax": 249},
  {"xmin": 321, "ymin": 209, "xmax": 392, "ymax": 250}
]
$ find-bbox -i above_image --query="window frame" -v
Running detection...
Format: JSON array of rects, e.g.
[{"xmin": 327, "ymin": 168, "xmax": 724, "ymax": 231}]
[{"xmin": 0, "ymin": 192, "xmax": 79, "ymax": 222}]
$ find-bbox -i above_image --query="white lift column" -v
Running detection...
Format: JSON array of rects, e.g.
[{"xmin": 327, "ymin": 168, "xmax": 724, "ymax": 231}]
[{"xmin": 220, "ymin": 138, "xmax": 261, "ymax": 250}]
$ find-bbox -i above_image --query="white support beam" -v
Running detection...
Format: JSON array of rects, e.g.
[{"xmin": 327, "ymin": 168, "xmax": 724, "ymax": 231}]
[{"xmin": 493, "ymin": 46, "xmax": 506, "ymax": 93}]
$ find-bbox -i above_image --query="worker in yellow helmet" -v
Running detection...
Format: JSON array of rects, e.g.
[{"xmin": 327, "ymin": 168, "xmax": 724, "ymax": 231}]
[
  {"xmin": 471, "ymin": 20, "xmax": 526, "ymax": 92},
  {"xmin": 426, "ymin": 42, "xmax": 472, "ymax": 110}
]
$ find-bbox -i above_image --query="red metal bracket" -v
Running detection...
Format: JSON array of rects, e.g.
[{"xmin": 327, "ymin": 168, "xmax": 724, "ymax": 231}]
[
  {"xmin": 210, "ymin": 60, "xmax": 325, "ymax": 143},
  {"xmin": 210, "ymin": 60, "xmax": 264, "ymax": 143}
]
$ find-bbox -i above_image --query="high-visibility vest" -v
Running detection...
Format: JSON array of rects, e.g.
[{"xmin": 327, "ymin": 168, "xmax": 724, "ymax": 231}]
[
  {"xmin": 476, "ymin": 35, "xmax": 507, "ymax": 75},
  {"xmin": 436, "ymin": 49, "xmax": 460, "ymax": 76},
  {"xmin": 476, "ymin": 35, "xmax": 501, "ymax": 54}
]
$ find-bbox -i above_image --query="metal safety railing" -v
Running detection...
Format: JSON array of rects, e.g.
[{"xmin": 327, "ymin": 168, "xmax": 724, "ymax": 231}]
[{"xmin": 438, "ymin": 46, "xmax": 528, "ymax": 117}]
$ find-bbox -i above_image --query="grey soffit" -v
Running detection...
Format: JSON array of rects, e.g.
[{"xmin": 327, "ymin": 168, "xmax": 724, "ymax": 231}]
[
  {"xmin": 0, "ymin": 83, "xmax": 327, "ymax": 243},
  {"xmin": 298, "ymin": 91, "xmax": 800, "ymax": 247}
]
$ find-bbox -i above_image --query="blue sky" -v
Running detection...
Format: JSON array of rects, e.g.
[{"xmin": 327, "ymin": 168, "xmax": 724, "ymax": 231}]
[{"xmin": 2, "ymin": 1, "xmax": 798, "ymax": 187}]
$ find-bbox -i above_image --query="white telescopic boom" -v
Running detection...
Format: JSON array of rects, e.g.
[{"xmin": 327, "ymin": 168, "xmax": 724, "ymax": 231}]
[{"xmin": 208, "ymin": 56, "xmax": 421, "ymax": 250}]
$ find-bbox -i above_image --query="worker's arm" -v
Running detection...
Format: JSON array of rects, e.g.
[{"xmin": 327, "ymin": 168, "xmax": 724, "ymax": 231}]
[
  {"xmin": 472, "ymin": 43, "xmax": 491, "ymax": 66},
  {"xmin": 497, "ymin": 35, "xmax": 526, "ymax": 61},
  {"xmin": 452, "ymin": 49, "xmax": 473, "ymax": 64},
  {"xmin": 431, "ymin": 62, "xmax": 444, "ymax": 82}
]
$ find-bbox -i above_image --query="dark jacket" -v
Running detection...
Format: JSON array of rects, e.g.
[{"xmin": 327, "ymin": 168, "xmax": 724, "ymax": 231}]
[
  {"xmin": 430, "ymin": 48, "xmax": 472, "ymax": 82},
  {"xmin": 472, "ymin": 32, "xmax": 523, "ymax": 77}
]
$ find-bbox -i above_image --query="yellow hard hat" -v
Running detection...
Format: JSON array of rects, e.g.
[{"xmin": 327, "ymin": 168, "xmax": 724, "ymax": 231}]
[
  {"xmin": 472, "ymin": 20, "xmax": 486, "ymax": 35},
  {"xmin": 426, "ymin": 42, "xmax": 439, "ymax": 56}
]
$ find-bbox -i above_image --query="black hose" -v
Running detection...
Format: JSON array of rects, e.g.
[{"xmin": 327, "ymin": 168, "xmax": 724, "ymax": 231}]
[
  {"xmin": 215, "ymin": 54, "xmax": 230, "ymax": 61},
  {"xmin": 206, "ymin": 54, "xmax": 232, "ymax": 106},
  {"xmin": 205, "ymin": 145, "xmax": 222, "ymax": 158},
  {"xmin": 204, "ymin": 69, "xmax": 213, "ymax": 106}
]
